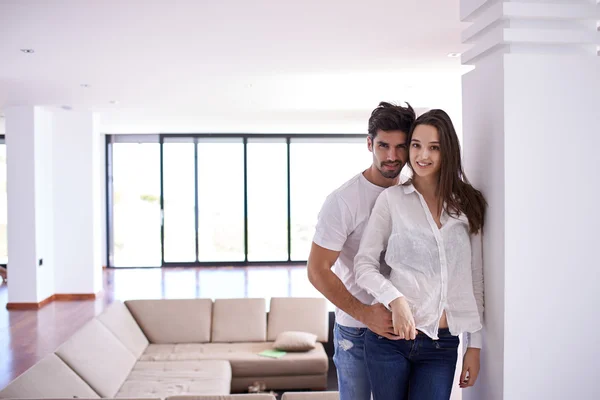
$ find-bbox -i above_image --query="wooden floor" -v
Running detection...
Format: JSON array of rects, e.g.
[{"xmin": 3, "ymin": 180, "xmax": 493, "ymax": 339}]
[{"xmin": 0, "ymin": 265, "xmax": 328, "ymax": 391}]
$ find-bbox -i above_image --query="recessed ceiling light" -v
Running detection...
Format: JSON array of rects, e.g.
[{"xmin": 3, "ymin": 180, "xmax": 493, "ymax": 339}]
[
  {"xmin": 447, "ymin": 52, "xmax": 461, "ymax": 58},
  {"xmin": 20, "ymin": 49, "xmax": 34, "ymax": 54},
  {"xmin": 109, "ymin": 100, "xmax": 119, "ymax": 105},
  {"xmin": 80, "ymin": 84, "xmax": 90, "ymax": 88}
]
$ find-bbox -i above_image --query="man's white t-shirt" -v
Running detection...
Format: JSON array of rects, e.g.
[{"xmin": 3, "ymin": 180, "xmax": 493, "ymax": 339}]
[{"xmin": 312, "ymin": 172, "xmax": 386, "ymax": 328}]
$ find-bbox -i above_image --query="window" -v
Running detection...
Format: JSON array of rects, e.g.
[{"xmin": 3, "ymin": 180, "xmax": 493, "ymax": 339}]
[
  {"xmin": 107, "ymin": 134, "xmax": 368, "ymax": 266},
  {"xmin": 246, "ymin": 139, "xmax": 288, "ymax": 261},
  {"xmin": 162, "ymin": 140, "xmax": 196, "ymax": 262},
  {"xmin": 111, "ymin": 142, "xmax": 161, "ymax": 267},
  {"xmin": 197, "ymin": 139, "xmax": 245, "ymax": 261},
  {"xmin": 0, "ymin": 139, "xmax": 6, "ymax": 265},
  {"xmin": 289, "ymin": 138, "xmax": 371, "ymax": 260}
]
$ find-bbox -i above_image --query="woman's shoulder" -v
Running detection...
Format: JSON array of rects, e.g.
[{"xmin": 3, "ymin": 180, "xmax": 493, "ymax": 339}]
[
  {"xmin": 377, "ymin": 183, "xmax": 413, "ymax": 208},
  {"xmin": 383, "ymin": 181, "xmax": 414, "ymax": 198}
]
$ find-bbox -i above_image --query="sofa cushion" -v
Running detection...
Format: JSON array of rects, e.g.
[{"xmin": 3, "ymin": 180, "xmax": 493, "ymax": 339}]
[
  {"xmin": 126, "ymin": 299, "xmax": 213, "ymax": 344},
  {"xmin": 0, "ymin": 353, "xmax": 100, "ymax": 398},
  {"xmin": 116, "ymin": 360, "xmax": 231, "ymax": 397},
  {"xmin": 267, "ymin": 298, "xmax": 329, "ymax": 342},
  {"xmin": 212, "ymin": 299, "xmax": 266, "ymax": 343},
  {"xmin": 55, "ymin": 318, "xmax": 137, "ymax": 397},
  {"xmin": 168, "ymin": 396, "xmax": 276, "ymax": 400},
  {"xmin": 139, "ymin": 342, "xmax": 328, "ymax": 377},
  {"xmin": 282, "ymin": 392, "xmax": 339, "ymax": 400},
  {"xmin": 97, "ymin": 300, "xmax": 149, "ymax": 358},
  {"xmin": 273, "ymin": 331, "xmax": 317, "ymax": 352}
]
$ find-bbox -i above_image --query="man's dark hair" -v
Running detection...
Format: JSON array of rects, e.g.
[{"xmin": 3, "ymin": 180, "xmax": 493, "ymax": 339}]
[{"xmin": 368, "ymin": 101, "xmax": 416, "ymax": 138}]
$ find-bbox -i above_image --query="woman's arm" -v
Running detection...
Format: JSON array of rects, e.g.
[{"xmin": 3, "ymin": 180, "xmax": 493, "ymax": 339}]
[
  {"xmin": 467, "ymin": 231, "xmax": 484, "ymax": 349},
  {"xmin": 461, "ymin": 231, "xmax": 485, "ymax": 388},
  {"xmin": 355, "ymin": 189, "xmax": 416, "ymax": 339},
  {"xmin": 354, "ymin": 190, "xmax": 402, "ymax": 308}
]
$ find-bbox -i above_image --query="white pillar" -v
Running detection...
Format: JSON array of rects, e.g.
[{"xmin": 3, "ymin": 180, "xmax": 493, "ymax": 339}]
[
  {"xmin": 53, "ymin": 110, "xmax": 103, "ymax": 295},
  {"xmin": 5, "ymin": 107, "xmax": 103, "ymax": 306},
  {"xmin": 460, "ymin": 1, "xmax": 600, "ymax": 399},
  {"xmin": 5, "ymin": 106, "xmax": 55, "ymax": 304}
]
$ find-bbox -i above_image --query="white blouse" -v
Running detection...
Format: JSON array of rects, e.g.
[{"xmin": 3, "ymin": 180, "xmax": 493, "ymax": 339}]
[{"xmin": 354, "ymin": 183, "xmax": 484, "ymax": 348}]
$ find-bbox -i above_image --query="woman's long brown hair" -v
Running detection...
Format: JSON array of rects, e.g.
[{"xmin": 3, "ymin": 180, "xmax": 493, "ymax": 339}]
[{"xmin": 407, "ymin": 109, "xmax": 487, "ymax": 234}]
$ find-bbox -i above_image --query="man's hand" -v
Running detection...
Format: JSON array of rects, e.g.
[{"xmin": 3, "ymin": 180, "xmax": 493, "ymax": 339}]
[
  {"xmin": 357, "ymin": 303, "xmax": 400, "ymax": 340},
  {"xmin": 390, "ymin": 297, "xmax": 416, "ymax": 340},
  {"xmin": 460, "ymin": 348, "xmax": 481, "ymax": 388}
]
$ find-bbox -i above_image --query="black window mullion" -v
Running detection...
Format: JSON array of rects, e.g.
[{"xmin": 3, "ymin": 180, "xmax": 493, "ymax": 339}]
[
  {"xmin": 194, "ymin": 139, "xmax": 200, "ymax": 262},
  {"xmin": 105, "ymin": 135, "xmax": 113, "ymax": 268},
  {"xmin": 159, "ymin": 135, "xmax": 165, "ymax": 267},
  {"xmin": 286, "ymin": 138, "xmax": 291, "ymax": 261},
  {"xmin": 243, "ymin": 137, "xmax": 248, "ymax": 262}
]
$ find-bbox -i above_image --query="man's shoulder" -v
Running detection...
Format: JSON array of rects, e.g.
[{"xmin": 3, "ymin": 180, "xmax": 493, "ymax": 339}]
[
  {"xmin": 317, "ymin": 174, "xmax": 366, "ymax": 223},
  {"xmin": 324, "ymin": 173, "xmax": 363, "ymax": 203},
  {"xmin": 331, "ymin": 173, "xmax": 363, "ymax": 195}
]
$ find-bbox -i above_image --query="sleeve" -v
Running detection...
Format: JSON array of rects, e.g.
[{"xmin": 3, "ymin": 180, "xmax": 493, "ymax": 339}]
[
  {"xmin": 312, "ymin": 194, "xmax": 352, "ymax": 252},
  {"xmin": 354, "ymin": 190, "xmax": 403, "ymax": 309},
  {"xmin": 466, "ymin": 231, "xmax": 484, "ymax": 349}
]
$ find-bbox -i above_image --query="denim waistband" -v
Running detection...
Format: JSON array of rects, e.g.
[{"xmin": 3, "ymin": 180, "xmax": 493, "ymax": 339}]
[{"xmin": 417, "ymin": 328, "xmax": 452, "ymax": 336}]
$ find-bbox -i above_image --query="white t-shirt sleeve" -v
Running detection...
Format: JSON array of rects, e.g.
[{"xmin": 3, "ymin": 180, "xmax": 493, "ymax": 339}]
[
  {"xmin": 312, "ymin": 194, "xmax": 352, "ymax": 252},
  {"xmin": 354, "ymin": 190, "xmax": 403, "ymax": 308}
]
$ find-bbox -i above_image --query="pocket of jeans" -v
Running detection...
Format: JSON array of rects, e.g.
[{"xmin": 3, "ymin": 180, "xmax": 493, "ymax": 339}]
[{"xmin": 336, "ymin": 324, "xmax": 367, "ymax": 339}]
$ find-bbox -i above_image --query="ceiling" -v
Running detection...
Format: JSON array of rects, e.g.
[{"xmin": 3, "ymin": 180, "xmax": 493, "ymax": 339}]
[{"xmin": 0, "ymin": 0, "xmax": 470, "ymax": 133}]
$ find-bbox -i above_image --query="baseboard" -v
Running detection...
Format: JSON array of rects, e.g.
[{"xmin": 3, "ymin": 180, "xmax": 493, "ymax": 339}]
[
  {"xmin": 6, "ymin": 294, "xmax": 55, "ymax": 310},
  {"xmin": 54, "ymin": 293, "xmax": 97, "ymax": 301},
  {"xmin": 6, "ymin": 291, "xmax": 100, "ymax": 310}
]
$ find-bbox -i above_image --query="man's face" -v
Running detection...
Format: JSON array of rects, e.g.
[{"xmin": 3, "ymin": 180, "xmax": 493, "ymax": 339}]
[{"xmin": 368, "ymin": 129, "xmax": 409, "ymax": 179}]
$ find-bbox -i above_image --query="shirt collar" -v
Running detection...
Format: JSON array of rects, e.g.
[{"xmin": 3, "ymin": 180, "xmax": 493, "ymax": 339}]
[{"xmin": 402, "ymin": 181, "xmax": 416, "ymax": 194}]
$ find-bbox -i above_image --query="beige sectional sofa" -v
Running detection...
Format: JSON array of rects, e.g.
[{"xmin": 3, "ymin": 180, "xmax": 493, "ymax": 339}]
[
  {"xmin": 0, "ymin": 297, "xmax": 330, "ymax": 399},
  {"xmin": 0, "ymin": 394, "xmax": 339, "ymax": 400}
]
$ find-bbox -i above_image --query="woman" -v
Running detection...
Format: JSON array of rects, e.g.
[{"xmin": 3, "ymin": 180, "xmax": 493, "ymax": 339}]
[{"xmin": 354, "ymin": 109, "xmax": 486, "ymax": 399}]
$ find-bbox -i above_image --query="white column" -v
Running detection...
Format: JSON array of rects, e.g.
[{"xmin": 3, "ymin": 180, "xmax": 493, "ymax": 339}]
[
  {"xmin": 461, "ymin": 1, "xmax": 600, "ymax": 399},
  {"xmin": 5, "ymin": 106, "xmax": 55, "ymax": 304},
  {"xmin": 53, "ymin": 110, "xmax": 103, "ymax": 295}
]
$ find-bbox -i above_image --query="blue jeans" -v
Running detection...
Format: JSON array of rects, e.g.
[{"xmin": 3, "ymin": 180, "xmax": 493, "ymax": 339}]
[
  {"xmin": 365, "ymin": 328, "xmax": 459, "ymax": 400},
  {"xmin": 333, "ymin": 323, "xmax": 371, "ymax": 400}
]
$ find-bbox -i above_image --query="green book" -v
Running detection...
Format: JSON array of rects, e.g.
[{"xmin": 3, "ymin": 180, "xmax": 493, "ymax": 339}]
[{"xmin": 258, "ymin": 349, "xmax": 287, "ymax": 359}]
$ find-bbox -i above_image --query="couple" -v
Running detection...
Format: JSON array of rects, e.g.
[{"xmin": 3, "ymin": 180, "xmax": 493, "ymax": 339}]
[{"xmin": 307, "ymin": 102, "xmax": 486, "ymax": 400}]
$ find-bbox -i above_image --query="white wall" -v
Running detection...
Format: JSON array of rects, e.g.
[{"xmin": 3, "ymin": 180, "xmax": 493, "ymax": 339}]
[
  {"xmin": 33, "ymin": 108, "xmax": 55, "ymax": 301},
  {"xmin": 503, "ymin": 55, "xmax": 600, "ymax": 400},
  {"xmin": 5, "ymin": 106, "xmax": 55, "ymax": 303},
  {"xmin": 463, "ymin": 53, "xmax": 600, "ymax": 399},
  {"xmin": 462, "ymin": 48, "xmax": 506, "ymax": 400},
  {"xmin": 98, "ymin": 126, "xmax": 107, "ymax": 268},
  {"xmin": 53, "ymin": 110, "xmax": 103, "ymax": 294},
  {"xmin": 92, "ymin": 114, "xmax": 103, "ymax": 292}
]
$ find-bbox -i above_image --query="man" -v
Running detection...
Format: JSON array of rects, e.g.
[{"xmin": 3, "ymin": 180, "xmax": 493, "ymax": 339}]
[{"xmin": 307, "ymin": 101, "xmax": 416, "ymax": 399}]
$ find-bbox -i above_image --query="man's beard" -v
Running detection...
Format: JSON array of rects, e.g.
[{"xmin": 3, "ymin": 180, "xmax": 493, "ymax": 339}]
[{"xmin": 378, "ymin": 162, "xmax": 402, "ymax": 179}]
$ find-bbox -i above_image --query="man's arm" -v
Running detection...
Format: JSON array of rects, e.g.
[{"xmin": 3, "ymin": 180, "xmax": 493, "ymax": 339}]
[{"xmin": 307, "ymin": 242, "xmax": 398, "ymax": 339}]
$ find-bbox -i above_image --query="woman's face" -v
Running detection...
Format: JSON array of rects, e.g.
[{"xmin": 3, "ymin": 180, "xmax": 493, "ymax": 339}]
[{"xmin": 409, "ymin": 124, "xmax": 442, "ymax": 179}]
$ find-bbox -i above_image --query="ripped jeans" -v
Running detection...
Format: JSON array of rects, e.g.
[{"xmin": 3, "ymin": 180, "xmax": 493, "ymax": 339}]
[{"xmin": 333, "ymin": 323, "xmax": 371, "ymax": 400}]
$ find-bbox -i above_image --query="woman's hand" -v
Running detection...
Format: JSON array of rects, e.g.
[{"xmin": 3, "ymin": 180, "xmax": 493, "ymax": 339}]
[
  {"xmin": 389, "ymin": 297, "xmax": 416, "ymax": 340},
  {"xmin": 460, "ymin": 348, "xmax": 481, "ymax": 388}
]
